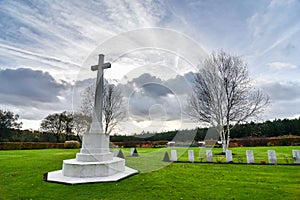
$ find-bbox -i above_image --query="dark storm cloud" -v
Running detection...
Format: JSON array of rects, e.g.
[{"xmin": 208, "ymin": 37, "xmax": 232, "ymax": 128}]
[
  {"xmin": 119, "ymin": 72, "xmax": 194, "ymax": 121},
  {"xmin": 164, "ymin": 72, "xmax": 194, "ymax": 95},
  {"xmin": 141, "ymin": 83, "xmax": 172, "ymax": 96},
  {"xmin": 130, "ymin": 73, "xmax": 163, "ymax": 86},
  {"xmin": 120, "ymin": 72, "xmax": 194, "ymax": 97},
  {"xmin": 0, "ymin": 68, "xmax": 67, "ymax": 105}
]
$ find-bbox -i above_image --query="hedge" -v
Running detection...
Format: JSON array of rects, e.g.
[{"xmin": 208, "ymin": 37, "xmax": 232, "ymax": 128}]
[
  {"xmin": 230, "ymin": 136, "xmax": 300, "ymax": 147},
  {"xmin": 0, "ymin": 142, "xmax": 65, "ymax": 150},
  {"xmin": 112, "ymin": 140, "xmax": 168, "ymax": 148}
]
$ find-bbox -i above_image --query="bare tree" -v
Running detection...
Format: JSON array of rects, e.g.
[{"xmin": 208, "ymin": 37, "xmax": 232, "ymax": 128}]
[
  {"xmin": 187, "ymin": 50, "xmax": 269, "ymax": 152},
  {"xmin": 78, "ymin": 83, "xmax": 125, "ymax": 135},
  {"xmin": 103, "ymin": 84, "xmax": 125, "ymax": 134}
]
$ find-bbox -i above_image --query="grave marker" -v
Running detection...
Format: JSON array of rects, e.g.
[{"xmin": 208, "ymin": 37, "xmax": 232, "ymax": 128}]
[
  {"xmin": 246, "ymin": 150, "xmax": 254, "ymax": 164},
  {"xmin": 132, "ymin": 147, "xmax": 139, "ymax": 157},
  {"xmin": 226, "ymin": 150, "xmax": 233, "ymax": 163},
  {"xmin": 171, "ymin": 150, "xmax": 177, "ymax": 161},
  {"xmin": 163, "ymin": 152, "xmax": 170, "ymax": 162},
  {"xmin": 113, "ymin": 149, "xmax": 118, "ymax": 157},
  {"xmin": 206, "ymin": 150, "xmax": 213, "ymax": 162},
  {"xmin": 268, "ymin": 150, "xmax": 277, "ymax": 164},
  {"xmin": 117, "ymin": 149, "xmax": 125, "ymax": 159},
  {"xmin": 130, "ymin": 147, "xmax": 135, "ymax": 156},
  {"xmin": 188, "ymin": 150, "xmax": 194, "ymax": 162},
  {"xmin": 292, "ymin": 150, "xmax": 300, "ymax": 164}
]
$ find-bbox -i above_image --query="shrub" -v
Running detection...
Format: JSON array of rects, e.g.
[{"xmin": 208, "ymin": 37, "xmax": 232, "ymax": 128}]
[
  {"xmin": 64, "ymin": 141, "xmax": 81, "ymax": 149},
  {"xmin": 279, "ymin": 138, "xmax": 288, "ymax": 146},
  {"xmin": 216, "ymin": 156, "xmax": 224, "ymax": 163},
  {"xmin": 260, "ymin": 160, "xmax": 266, "ymax": 165},
  {"xmin": 229, "ymin": 142, "xmax": 239, "ymax": 147}
]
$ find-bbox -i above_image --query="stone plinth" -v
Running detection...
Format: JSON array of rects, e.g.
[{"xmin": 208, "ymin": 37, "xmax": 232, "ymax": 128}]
[
  {"xmin": 75, "ymin": 133, "xmax": 113, "ymax": 162},
  {"xmin": 62, "ymin": 157, "xmax": 125, "ymax": 178},
  {"xmin": 45, "ymin": 133, "xmax": 138, "ymax": 184}
]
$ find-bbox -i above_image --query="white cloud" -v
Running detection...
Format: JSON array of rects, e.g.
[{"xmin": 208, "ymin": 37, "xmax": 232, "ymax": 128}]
[{"xmin": 267, "ymin": 62, "xmax": 297, "ymax": 70}]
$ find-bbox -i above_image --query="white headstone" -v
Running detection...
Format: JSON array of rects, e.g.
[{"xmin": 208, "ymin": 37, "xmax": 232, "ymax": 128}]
[
  {"xmin": 226, "ymin": 150, "xmax": 233, "ymax": 163},
  {"xmin": 130, "ymin": 147, "xmax": 135, "ymax": 156},
  {"xmin": 188, "ymin": 150, "xmax": 194, "ymax": 162},
  {"xmin": 113, "ymin": 149, "xmax": 118, "ymax": 157},
  {"xmin": 292, "ymin": 150, "xmax": 300, "ymax": 164},
  {"xmin": 171, "ymin": 150, "xmax": 177, "ymax": 161},
  {"xmin": 246, "ymin": 150, "xmax": 254, "ymax": 164},
  {"xmin": 206, "ymin": 150, "xmax": 213, "ymax": 162},
  {"xmin": 268, "ymin": 150, "xmax": 277, "ymax": 164}
]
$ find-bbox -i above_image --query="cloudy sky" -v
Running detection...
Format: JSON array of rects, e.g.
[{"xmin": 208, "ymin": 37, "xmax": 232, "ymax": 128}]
[{"xmin": 0, "ymin": 0, "xmax": 300, "ymax": 134}]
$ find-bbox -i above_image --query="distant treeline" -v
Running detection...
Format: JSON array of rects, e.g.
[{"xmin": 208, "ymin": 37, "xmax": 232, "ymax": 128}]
[
  {"xmin": 111, "ymin": 118, "xmax": 300, "ymax": 142},
  {"xmin": 0, "ymin": 128, "xmax": 79, "ymax": 143},
  {"xmin": 0, "ymin": 118, "xmax": 299, "ymax": 143}
]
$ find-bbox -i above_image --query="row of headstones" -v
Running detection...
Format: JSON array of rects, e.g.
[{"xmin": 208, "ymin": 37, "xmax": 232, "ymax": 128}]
[
  {"xmin": 164, "ymin": 149, "xmax": 300, "ymax": 164},
  {"xmin": 112, "ymin": 148, "xmax": 300, "ymax": 164}
]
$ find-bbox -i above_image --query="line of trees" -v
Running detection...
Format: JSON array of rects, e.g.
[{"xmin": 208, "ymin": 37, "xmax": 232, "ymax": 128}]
[
  {"xmin": 0, "ymin": 109, "xmax": 79, "ymax": 142},
  {"xmin": 1, "ymin": 107, "xmax": 299, "ymax": 142},
  {"xmin": 110, "ymin": 118, "xmax": 300, "ymax": 143}
]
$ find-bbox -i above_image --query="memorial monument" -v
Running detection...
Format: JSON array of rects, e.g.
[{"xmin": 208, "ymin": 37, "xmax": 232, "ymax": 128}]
[{"xmin": 45, "ymin": 54, "xmax": 138, "ymax": 184}]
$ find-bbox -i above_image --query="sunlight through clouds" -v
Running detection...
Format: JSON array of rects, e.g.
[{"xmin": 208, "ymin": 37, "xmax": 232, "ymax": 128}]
[{"xmin": 0, "ymin": 0, "xmax": 300, "ymax": 131}]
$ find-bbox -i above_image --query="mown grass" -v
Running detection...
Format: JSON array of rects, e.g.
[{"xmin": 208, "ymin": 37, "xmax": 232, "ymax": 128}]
[{"xmin": 0, "ymin": 146, "xmax": 299, "ymax": 200}]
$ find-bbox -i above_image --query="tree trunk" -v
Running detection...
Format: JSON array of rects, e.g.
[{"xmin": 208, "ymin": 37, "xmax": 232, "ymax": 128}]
[
  {"xmin": 56, "ymin": 134, "xmax": 59, "ymax": 143},
  {"xmin": 220, "ymin": 129, "xmax": 226, "ymax": 153},
  {"xmin": 226, "ymin": 124, "xmax": 230, "ymax": 151}
]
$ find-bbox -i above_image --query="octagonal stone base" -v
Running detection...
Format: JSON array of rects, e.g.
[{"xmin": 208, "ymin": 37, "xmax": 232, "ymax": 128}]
[
  {"xmin": 45, "ymin": 157, "xmax": 138, "ymax": 184},
  {"xmin": 45, "ymin": 166, "xmax": 138, "ymax": 185}
]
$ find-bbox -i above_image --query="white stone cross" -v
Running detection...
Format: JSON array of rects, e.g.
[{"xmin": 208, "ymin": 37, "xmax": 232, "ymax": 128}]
[{"xmin": 89, "ymin": 54, "xmax": 111, "ymax": 133}]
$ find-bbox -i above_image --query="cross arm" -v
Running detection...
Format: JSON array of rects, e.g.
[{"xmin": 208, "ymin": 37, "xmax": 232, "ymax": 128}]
[
  {"xmin": 91, "ymin": 63, "xmax": 111, "ymax": 71},
  {"xmin": 102, "ymin": 63, "xmax": 111, "ymax": 69}
]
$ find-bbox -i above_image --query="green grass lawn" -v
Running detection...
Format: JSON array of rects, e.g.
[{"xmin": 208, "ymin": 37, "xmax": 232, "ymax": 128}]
[{"xmin": 0, "ymin": 146, "xmax": 299, "ymax": 200}]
